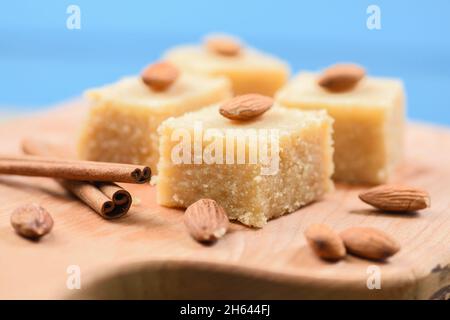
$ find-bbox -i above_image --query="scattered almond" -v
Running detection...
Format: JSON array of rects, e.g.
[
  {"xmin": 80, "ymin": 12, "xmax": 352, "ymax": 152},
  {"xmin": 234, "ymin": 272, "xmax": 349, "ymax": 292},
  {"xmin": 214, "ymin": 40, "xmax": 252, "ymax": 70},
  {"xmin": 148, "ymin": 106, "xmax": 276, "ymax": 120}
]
[
  {"xmin": 141, "ymin": 61, "xmax": 179, "ymax": 91},
  {"xmin": 318, "ymin": 63, "xmax": 365, "ymax": 93},
  {"xmin": 304, "ymin": 224, "xmax": 346, "ymax": 261},
  {"xmin": 219, "ymin": 94, "xmax": 274, "ymax": 121},
  {"xmin": 359, "ymin": 184, "xmax": 430, "ymax": 212},
  {"xmin": 184, "ymin": 199, "xmax": 229, "ymax": 244},
  {"xmin": 205, "ymin": 35, "xmax": 241, "ymax": 56},
  {"xmin": 10, "ymin": 203, "xmax": 54, "ymax": 240},
  {"xmin": 340, "ymin": 227, "xmax": 400, "ymax": 261}
]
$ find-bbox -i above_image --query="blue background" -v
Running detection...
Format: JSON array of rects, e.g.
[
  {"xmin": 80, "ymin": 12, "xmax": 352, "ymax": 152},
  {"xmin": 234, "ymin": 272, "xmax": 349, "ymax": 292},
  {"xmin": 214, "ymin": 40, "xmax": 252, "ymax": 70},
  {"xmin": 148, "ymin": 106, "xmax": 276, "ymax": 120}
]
[{"xmin": 1, "ymin": 0, "xmax": 450, "ymax": 125}]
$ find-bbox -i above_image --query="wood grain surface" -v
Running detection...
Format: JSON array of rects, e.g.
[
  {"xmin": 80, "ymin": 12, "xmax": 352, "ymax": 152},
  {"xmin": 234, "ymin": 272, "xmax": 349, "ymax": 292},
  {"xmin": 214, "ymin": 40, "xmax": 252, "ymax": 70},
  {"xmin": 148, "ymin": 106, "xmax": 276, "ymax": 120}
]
[{"xmin": 0, "ymin": 100, "xmax": 449, "ymax": 299}]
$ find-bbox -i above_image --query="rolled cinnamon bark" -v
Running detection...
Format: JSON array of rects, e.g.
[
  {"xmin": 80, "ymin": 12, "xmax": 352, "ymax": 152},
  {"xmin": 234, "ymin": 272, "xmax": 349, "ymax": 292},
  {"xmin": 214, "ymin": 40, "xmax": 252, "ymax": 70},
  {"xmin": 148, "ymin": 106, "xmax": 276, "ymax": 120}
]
[
  {"xmin": 59, "ymin": 180, "xmax": 131, "ymax": 219},
  {"xmin": 21, "ymin": 138, "xmax": 133, "ymax": 219},
  {"xmin": 96, "ymin": 182, "xmax": 132, "ymax": 214},
  {"xmin": 0, "ymin": 155, "xmax": 151, "ymax": 184}
]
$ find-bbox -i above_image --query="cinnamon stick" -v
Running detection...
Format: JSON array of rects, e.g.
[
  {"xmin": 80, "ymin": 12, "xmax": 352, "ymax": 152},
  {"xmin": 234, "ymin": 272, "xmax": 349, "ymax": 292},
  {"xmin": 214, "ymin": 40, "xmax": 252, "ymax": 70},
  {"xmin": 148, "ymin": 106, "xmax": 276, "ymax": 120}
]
[
  {"xmin": 59, "ymin": 180, "xmax": 131, "ymax": 219},
  {"xmin": 0, "ymin": 155, "xmax": 151, "ymax": 184},
  {"xmin": 21, "ymin": 138, "xmax": 133, "ymax": 219}
]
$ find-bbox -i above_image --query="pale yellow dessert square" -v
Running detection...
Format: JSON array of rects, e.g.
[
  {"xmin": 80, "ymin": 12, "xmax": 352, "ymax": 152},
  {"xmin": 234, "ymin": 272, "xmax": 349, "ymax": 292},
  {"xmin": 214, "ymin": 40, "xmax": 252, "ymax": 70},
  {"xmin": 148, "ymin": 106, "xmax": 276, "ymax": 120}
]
[
  {"xmin": 157, "ymin": 105, "xmax": 334, "ymax": 228},
  {"xmin": 78, "ymin": 73, "xmax": 232, "ymax": 172},
  {"xmin": 164, "ymin": 45, "xmax": 290, "ymax": 97},
  {"xmin": 276, "ymin": 72, "xmax": 405, "ymax": 185}
]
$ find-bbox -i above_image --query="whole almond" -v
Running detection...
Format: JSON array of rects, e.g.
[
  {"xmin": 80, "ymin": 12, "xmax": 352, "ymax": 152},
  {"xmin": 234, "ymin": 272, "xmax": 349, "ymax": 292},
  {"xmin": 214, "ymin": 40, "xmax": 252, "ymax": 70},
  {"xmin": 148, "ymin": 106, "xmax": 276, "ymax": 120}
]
[
  {"xmin": 359, "ymin": 184, "xmax": 430, "ymax": 212},
  {"xmin": 340, "ymin": 227, "xmax": 400, "ymax": 260},
  {"xmin": 318, "ymin": 63, "xmax": 365, "ymax": 93},
  {"xmin": 141, "ymin": 61, "xmax": 179, "ymax": 91},
  {"xmin": 10, "ymin": 203, "xmax": 54, "ymax": 240},
  {"xmin": 205, "ymin": 36, "xmax": 241, "ymax": 56},
  {"xmin": 184, "ymin": 199, "xmax": 229, "ymax": 244},
  {"xmin": 219, "ymin": 94, "xmax": 274, "ymax": 121},
  {"xmin": 304, "ymin": 224, "xmax": 346, "ymax": 261}
]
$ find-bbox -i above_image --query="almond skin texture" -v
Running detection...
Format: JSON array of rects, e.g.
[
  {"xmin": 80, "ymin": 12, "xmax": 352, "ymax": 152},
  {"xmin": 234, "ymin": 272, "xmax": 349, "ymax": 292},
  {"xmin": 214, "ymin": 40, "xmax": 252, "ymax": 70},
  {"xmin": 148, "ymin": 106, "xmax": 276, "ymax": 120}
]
[
  {"xmin": 205, "ymin": 36, "xmax": 241, "ymax": 56},
  {"xmin": 219, "ymin": 94, "xmax": 274, "ymax": 121},
  {"xmin": 184, "ymin": 199, "xmax": 229, "ymax": 244},
  {"xmin": 10, "ymin": 203, "xmax": 54, "ymax": 240},
  {"xmin": 304, "ymin": 224, "xmax": 346, "ymax": 261},
  {"xmin": 141, "ymin": 61, "xmax": 179, "ymax": 91},
  {"xmin": 318, "ymin": 63, "xmax": 365, "ymax": 93},
  {"xmin": 340, "ymin": 227, "xmax": 400, "ymax": 261},
  {"xmin": 359, "ymin": 184, "xmax": 430, "ymax": 212}
]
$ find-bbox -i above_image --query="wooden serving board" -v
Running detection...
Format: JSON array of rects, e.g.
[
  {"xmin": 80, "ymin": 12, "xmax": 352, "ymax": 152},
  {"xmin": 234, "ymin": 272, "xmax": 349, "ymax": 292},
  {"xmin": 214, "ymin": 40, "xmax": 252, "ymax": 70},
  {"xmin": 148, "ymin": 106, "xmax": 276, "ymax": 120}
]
[{"xmin": 0, "ymin": 100, "xmax": 449, "ymax": 300}]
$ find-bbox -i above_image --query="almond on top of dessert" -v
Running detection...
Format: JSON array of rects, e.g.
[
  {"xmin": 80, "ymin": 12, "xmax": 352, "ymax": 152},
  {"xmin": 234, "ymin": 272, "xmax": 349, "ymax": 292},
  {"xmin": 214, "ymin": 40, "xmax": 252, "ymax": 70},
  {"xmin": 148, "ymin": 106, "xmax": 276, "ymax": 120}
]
[
  {"xmin": 276, "ymin": 68, "xmax": 405, "ymax": 185},
  {"xmin": 163, "ymin": 34, "xmax": 290, "ymax": 97},
  {"xmin": 78, "ymin": 64, "xmax": 232, "ymax": 173},
  {"xmin": 156, "ymin": 101, "xmax": 334, "ymax": 228}
]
